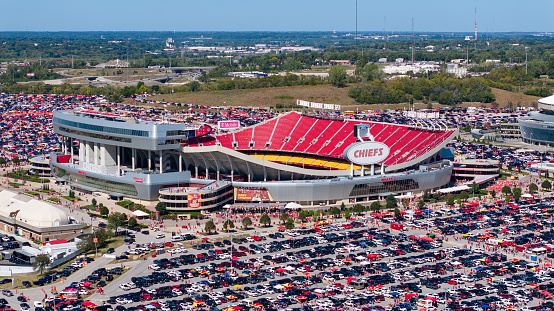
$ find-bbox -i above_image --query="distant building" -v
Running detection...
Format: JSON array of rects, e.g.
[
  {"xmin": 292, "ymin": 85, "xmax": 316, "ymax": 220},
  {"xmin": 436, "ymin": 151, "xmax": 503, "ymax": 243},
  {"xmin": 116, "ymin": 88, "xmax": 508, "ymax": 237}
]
[
  {"xmin": 453, "ymin": 159, "xmax": 500, "ymax": 180},
  {"xmin": 500, "ymin": 123, "xmax": 521, "ymax": 140},
  {"xmin": 29, "ymin": 155, "xmax": 51, "ymax": 177},
  {"xmin": 395, "ymin": 58, "xmax": 404, "ymax": 63},
  {"xmin": 0, "ymin": 190, "xmax": 84, "ymax": 242},
  {"xmin": 378, "ymin": 58, "xmax": 388, "ymax": 63}
]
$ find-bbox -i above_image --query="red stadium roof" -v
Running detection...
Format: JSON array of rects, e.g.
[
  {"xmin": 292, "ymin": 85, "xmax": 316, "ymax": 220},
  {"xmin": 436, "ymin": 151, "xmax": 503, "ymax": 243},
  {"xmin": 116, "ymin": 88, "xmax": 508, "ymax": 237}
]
[{"xmin": 188, "ymin": 112, "xmax": 455, "ymax": 167}]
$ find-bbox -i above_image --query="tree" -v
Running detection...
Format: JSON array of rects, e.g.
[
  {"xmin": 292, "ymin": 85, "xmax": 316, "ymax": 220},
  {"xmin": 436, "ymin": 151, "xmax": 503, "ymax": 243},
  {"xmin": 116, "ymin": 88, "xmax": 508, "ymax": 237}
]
[
  {"xmin": 137, "ymin": 84, "xmax": 147, "ymax": 94},
  {"xmin": 0, "ymin": 158, "xmax": 5, "ymax": 166},
  {"xmin": 344, "ymin": 211, "xmax": 351, "ymax": 219},
  {"xmin": 423, "ymin": 191, "xmax": 430, "ymax": 202},
  {"xmin": 386, "ymin": 194, "xmax": 397, "ymax": 207},
  {"xmin": 285, "ymin": 218, "xmax": 295, "ymax": 230},
  {"xmin": 340, "ymin": 202, "xmax": 346, "ymax": 211},
  {"xmin": 12, "ymin": 157, "xmax": 20, "ymax": 165},
  {"xmin": 417, "ymin": 200, "xmax": 425, "ymax": 209},
  {"xmin": 32, "ymin": 254, "xmax": 51, "ymax": 275},
  {"xmin": 394, "ymin": 207, "xmax": 401, "ymax": 218},
  {"xmin": 128, "ymin": 217, "xmax": 138, "ymax": 227},
  {"xmin": 260, "ymin": 214, "xmax": 271, "ymax": 227},
  {"xmin": 242, "ymin": 217, "xmax": 252, "ymax": 229},
  {"xmin": 445, "ymin": 194, "xmax": 455, "ymax": 206},
  {"xmin": 155, "ymin": 202, "xmax": 167, "ymax": 215},
  {"xmin": 91, "ymin": 198, "xmax": 97, "ymax": 206},
  {"xmin": 512, "ymin": 187, "xmax": 522, "ymax": 201},
  {"xmin": 491, "ymin": 189, "xmax": 496, "ymax": 198},
  {"xmin": 99, "ymin": 205, "xmax": 109, "ymax": 216},
  {"xmin": 329, "ymin": 65, "xmax": 347, "ymax": 87},
  {"xmin": 386, "ymin": 200, "xmax": 395, "ymax": 210},
  {"xmin": 204, "ymin": 220, "xmax": 216, "ymax": 234},
  {"xmin": 312, "ymin": 211, "xmax": 320, "ymax": 222},
  {"xmin": 460, "ymin": 191, "xmax": 469, "ymax": 202},
  {"xmin": 77, "ymin": 228, "xmax": 113, "ymax": 254},
  {"xmin": 353, "ymin": 204, "xmax": 364, "ymax": 215},
  {"xmin": 223, "ymin": 219, "xmax": 235, "ymax": 231},
  {"xmin": 108, "ymin": 212, "xmax": 127, "ymax": 233},
  {"xmin": 361, "ymin": 63, "xmax": 384, "ymax": 81},
  {"xmin": 280, "ymin": 212, "xmax": 289, "ymax": 224},
  {"xmin": 471, "ymin": 182, "xmax": 480, "ymax": 194},
  {"xmin": 502, "ymin": 185, "xmax": 512, "ymax": 196},
  {"xmin": 329, "ymin": 206, "xmax": 341, "ymax": 218},
  {"xmin": 370, "ymin": 201, "xmax": 381, "ymax": 211},
  {"xmin": 543, "ymin": 180, "xmax": 552, "ymax": 191},
  {"xmin": 529, "ymin": 183, "xmax": 538, "ymax": 194},
  {"xmin": 298, "ymin": 211, "xmax": 307, "ymax": 222}
]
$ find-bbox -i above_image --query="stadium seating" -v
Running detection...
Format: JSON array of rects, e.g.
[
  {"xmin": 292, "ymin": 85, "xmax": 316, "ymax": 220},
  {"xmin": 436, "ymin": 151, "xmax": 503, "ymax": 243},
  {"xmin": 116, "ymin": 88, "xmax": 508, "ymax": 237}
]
[{"xmin": 196, "ymin": 111, "xmax": 454, "ymax": 167}]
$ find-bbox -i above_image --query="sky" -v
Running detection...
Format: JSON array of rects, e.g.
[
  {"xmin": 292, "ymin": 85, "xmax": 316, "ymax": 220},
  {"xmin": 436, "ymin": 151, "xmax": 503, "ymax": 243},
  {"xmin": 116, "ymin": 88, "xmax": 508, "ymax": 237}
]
[{"xmin": 0, "ymin": 0, "xmax": 552, "ymax": 33}]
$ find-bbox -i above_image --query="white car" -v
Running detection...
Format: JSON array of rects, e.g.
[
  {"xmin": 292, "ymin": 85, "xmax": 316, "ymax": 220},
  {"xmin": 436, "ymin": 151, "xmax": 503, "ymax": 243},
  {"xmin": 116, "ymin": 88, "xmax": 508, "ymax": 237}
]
[
  {"xmin": 33, "ymin": 302, "xmax": 43, "ymax": 308},
  {"xmin": 148, "ymin": 264, "xmax": 160, "ymax": 270},
  {"xmin": 156, "ymin": 234, "xmax": 165, "ymax": 239}
]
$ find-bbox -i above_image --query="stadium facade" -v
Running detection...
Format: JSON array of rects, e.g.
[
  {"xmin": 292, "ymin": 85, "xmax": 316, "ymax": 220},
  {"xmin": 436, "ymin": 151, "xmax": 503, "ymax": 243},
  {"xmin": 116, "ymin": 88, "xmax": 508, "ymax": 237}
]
[
  {"xmin": 51, "ymin": 108, "xmax": 458, "ymax": 211},
  {"xmin": 519, "ymin": 95, "xmax": 554, "ymax": 146}
]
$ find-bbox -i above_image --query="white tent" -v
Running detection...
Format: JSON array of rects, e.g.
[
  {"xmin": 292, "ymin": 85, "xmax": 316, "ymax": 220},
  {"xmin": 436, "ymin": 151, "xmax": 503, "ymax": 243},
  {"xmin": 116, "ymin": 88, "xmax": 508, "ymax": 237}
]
[
  {"xmin": 437, "ymin": 185, "xmax": 470, "ymax": 194},
  {"xmin": 132, "ymin": 210, "xmax": 150, "ymax": 218},
  {"xmin": 285, "ymin": 202, "xmax": 302, "ymax": 210}
]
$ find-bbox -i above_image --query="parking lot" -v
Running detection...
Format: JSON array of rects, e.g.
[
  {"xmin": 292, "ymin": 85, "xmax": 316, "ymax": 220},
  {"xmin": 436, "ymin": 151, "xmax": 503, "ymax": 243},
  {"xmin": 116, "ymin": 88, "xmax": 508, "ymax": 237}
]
[{"xmin": 2, "ymin": 196, "xmax": 542, "ymax": 311}]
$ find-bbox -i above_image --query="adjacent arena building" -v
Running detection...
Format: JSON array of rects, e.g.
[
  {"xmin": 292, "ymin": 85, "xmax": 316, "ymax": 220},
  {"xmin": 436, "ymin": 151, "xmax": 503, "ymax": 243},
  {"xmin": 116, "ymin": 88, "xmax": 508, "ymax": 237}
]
[
  {"xmin": 51, "ymin": 108, "xmax": 458, "ymax": 211},
  {"xmin": 519, "ymin": 94, "xmax": 554, "ymax": 147}
]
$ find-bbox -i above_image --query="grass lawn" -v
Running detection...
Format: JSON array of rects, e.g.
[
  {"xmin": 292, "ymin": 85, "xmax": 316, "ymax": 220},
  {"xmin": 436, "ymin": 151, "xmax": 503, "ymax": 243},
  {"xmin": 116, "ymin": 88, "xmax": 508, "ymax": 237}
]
[
  {"xmin": 146, "ymin": 84, "xmax": 357, "ymax": 108},
  {"xmin": 0, "ymin": 260, "xmax": 76, "ymax": 290},
  {"xmin": 90, "ymin": 236, "xmax": 126, "ymax": 256}
]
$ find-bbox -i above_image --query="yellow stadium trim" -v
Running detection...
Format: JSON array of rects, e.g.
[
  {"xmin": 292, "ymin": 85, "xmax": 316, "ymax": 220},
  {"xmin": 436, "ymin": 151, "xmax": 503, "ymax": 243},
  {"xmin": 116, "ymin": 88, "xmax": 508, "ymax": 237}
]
[
  {"xmin": 289, "ymin": 157, "xmax": 304, "ymax": 164},
  {"xmin": 264, "ymin": 155, "xmax": 279, "ymax": 162},
  {"xmin": 276, "ymin": 156, "xmax": 292, "ymax": 162},
  {"xmin": 299, "ymin": 158, "xmax": 316, "ymax": 165}
]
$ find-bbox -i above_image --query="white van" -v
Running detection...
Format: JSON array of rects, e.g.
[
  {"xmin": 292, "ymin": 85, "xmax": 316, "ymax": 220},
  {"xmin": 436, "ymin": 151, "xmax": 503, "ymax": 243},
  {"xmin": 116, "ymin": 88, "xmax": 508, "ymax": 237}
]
[{"xmin": 172, "ymin": 235, "xmax": 183, "ymax": 242}]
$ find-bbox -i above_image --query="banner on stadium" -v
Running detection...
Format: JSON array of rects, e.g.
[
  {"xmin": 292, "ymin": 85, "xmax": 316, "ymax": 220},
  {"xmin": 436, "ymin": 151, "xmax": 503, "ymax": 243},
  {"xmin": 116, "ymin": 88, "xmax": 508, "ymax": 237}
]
[
  {"xmin": 297, "ymin": 99, "xmax": 341, "ymax": 111},
  {"xmin": 187, "ymin": 193, "xmax": 201, "ymax": 208},
  {"xmin": 403, "ymin": 110, "xmax": 439, "ymax": 119},
  {"xmin": 234, "ymin": 188, "xmax": 274, "ymax": 202},
  {"xmin": 218, "ymin": 120, "xmax": 240, "ymax": 130},
  {"xmin": 345, "ymin": 141, "xmax": 390, "ymax": 165}
]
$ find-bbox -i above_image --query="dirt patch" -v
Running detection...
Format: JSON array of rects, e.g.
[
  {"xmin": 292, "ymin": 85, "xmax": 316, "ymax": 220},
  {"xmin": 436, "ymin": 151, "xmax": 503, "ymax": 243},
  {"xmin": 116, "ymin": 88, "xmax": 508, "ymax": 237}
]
[{"xmin": 489, "ymin": 88, "xmax": 540, "ymax": 108}]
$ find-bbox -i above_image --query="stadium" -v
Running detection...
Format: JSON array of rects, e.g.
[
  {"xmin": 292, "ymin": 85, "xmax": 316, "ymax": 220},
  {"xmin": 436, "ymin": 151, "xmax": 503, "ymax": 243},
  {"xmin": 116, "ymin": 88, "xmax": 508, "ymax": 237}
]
[
  {"xmin": 519, "ymin": 94, "xmax": 554, "ymax": 147},
  {"xmin": 50, "ymin": 107, "xmax": 458, "ymax": 211}
]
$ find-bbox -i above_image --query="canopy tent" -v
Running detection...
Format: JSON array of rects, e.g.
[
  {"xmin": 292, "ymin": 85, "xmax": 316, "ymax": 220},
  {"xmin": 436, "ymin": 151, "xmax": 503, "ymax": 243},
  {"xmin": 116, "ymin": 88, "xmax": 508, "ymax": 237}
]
[
  {"xmin": 437, "ymin": 185, "xmax": 470, "ymax": 194},
  {"xmin": 285, "ymin": 202, "xmax": 302, "ymax": 210},
  {"xmin": 132, "ymin": 210, "xmax": 150, "ymax": 218}
]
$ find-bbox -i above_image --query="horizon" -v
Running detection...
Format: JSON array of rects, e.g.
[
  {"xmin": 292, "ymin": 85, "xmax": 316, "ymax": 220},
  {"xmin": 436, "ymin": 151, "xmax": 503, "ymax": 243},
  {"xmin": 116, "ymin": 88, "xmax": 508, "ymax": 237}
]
[{"xmin": 1, "ymin": 0, "xmax": 552, "ymax": 33}]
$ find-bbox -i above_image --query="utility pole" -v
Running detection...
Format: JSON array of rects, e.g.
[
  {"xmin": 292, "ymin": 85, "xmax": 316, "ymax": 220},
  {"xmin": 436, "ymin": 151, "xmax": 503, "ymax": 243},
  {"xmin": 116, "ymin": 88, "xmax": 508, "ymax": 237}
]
[
  {"xmin": 525, "ymin": 47, "xmax": 528, "ymax": 75},
  {"xmin": 383, "ymin": 16, "xmax": 387, "ymax": 50},
  {"xmin": 474, "ymin": 7, "xmax": 477, "ymax": 49},
  {"xmin": 411, "ymin": 18, "xmax": 414, "ymax": 63},
  {"xmin": 72, "ymin": 55, "xmax": 74, "ymax": 69},
  {"xmin": 355, "ymin": 0, "xmax": 358, "ymax": 45}
]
